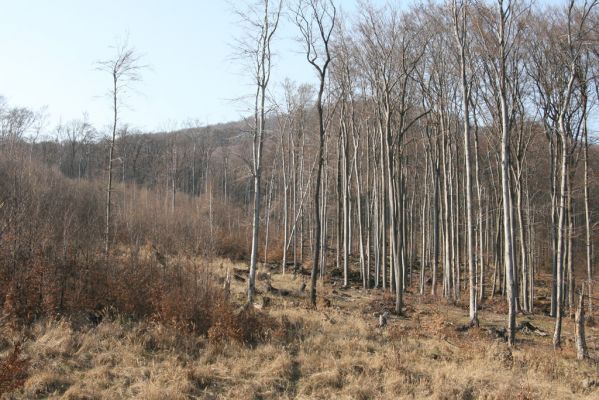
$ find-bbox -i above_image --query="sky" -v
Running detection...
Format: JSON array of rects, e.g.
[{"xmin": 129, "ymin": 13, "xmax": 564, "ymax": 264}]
[
  {"xmin": 0, "ymin": 0, "xmax": 565, "ymax": 136},
  {"xmin": 0, "ymin": 0, "xmax": 388, "ymax": 135}
]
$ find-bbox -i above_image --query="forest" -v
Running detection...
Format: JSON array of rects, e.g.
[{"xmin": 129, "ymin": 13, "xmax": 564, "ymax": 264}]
[{"xmin": 1, "ymin": 0, "xmax": 599, "ymax": 398}]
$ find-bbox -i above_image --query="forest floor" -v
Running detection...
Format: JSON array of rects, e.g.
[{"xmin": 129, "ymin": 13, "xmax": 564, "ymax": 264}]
[{"xmin": 1, "ymin": 258, "xmax": 599, "ymax": 400}]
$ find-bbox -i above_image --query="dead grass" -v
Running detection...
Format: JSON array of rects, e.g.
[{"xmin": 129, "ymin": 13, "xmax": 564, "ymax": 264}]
[{"xmin": 0, "ymin": 260, "xmax": 598, "ymax": 399}]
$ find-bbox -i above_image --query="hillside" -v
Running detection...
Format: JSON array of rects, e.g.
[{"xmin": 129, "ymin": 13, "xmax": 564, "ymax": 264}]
[{"xmin": 3, "ymin": 0, "xmax": 599, "ymax": 399}]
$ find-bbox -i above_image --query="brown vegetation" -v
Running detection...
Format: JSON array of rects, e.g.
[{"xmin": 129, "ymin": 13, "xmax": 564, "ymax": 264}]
[
  {"xmin": 0, "ymin": 263, "xmax": 597, "ymax": 399},
  {"xmin": 0, "ymin": 155, "xmax": 243, "ymax": 328},
  {"xmin": 1, "ymin": 0, "xmax": 599, "ymax": 398},
  {"xmin": 0, "ymin": 151, "xmax": 596, "ymax": 398}
]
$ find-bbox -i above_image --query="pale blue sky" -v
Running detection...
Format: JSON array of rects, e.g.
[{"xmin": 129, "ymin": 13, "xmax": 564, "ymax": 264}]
[
  {"xmin": 0, "ymin": 0, "xmax": 386, "ymax": 134},
  {"xmin": 0, "ymin": 0, "xmax": 563, "ymax": 135}
]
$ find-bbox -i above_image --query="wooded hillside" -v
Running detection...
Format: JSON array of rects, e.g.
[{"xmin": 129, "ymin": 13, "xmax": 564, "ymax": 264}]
[{"xmin": 1, "ymin": 0, "xmax": 599, "ymax": 398}]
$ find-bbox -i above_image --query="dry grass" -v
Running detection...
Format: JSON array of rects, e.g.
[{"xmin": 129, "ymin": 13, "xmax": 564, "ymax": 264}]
[{"xmin": 0, "ymin": 260, "xmax": 598, "ymax": 399}]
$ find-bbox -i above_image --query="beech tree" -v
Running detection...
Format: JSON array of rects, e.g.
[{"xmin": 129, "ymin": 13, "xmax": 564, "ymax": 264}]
[
  {"xmin": 472, "ymin": 0, "xmax": 530, "ymax": 345},
  {"xmin": 452, "ymin": 0, "xmax": 478, "ymax": 326},
  {"xmin": 97, "ymin": 40, "xmax": 144, "ymax": 256},
  {"xmin": 235, "ymin": 0, "xmax": 282, "ymax": 305},
  {"xmin": 292, "ymin": 0, "xmax": 336, "ymax": 307},
  {"xmin": 549, "ymin": 0, "xmax": 597, "ymax": 349}
]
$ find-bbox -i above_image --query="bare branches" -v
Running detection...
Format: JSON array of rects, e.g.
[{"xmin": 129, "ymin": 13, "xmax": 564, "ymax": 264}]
[
  {"xmin": 232, "ymin": 0, "xmax": 283, "ymax": 91},
  {"xmin": 292, "ymin": 0, "xmax": 336, "ymax": 77},
  {"xmin": 0, "ymin": 108, "xmax": 35, "ymax": 142},
  {"xmin": 232, "ymin": 0, "xmax": 284, "ymax": 304},
  {"xmin": 291, "ymin": 0, "xmax": 336, "ymax": 307},
  {"xmin": 97, "ymin": 38, "xmax": 145, "ymax": 256},
  {"xmin": 96, "ymin": 39, "xmax": 145, "ymax": 109}
]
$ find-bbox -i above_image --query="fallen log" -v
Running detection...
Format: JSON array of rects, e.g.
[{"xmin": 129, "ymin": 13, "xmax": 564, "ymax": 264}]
[{"xmin": 266, "ymin": 281, "xmax": 290, "ymax": 296}]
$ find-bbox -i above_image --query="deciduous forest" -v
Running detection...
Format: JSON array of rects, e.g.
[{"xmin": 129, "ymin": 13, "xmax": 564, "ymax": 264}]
[{"xmin": 1, "ymin": 0, "xmax": 599, "ymax": 398}]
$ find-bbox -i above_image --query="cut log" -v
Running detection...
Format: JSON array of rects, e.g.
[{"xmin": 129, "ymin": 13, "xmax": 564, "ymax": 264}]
[
  {"xmin": 517, "ymin": 321, "xmax": 548, "ymax": 337},
  {"xmin": 266, "ymin": 281, "xmax": 290, "ymax": 297},
  {"xmin": 299, "ymin": 282, "xmax": 306, "ymax": 293},
  {"xmin": 378, "ymin": 311, "xmax": 389, "ymax": 328},
  {"xmin": 487, "ymin": 327, "xmax": 507, "ymax": 341},
  {"xmin": 223, "ymin": 268, "xmax": 231, "ymax": 300}
]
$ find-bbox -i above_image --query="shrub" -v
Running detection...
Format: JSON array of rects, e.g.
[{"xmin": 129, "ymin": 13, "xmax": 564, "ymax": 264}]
[
  {"xmin": 0, "ymin": 343, "xmax": 29, "ymax": 395},
  {"xmin": 0, "ymin": 156, "xmax": 230, "ymax": 334},
  {"xmin": 208, "ymin": 303, "xmax": 277, "ymax": 345}
]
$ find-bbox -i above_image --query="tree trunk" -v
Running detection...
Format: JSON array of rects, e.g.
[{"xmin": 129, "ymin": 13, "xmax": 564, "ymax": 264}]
[{"xmin": 576, "ymin": 288, "xmax": 589, "ymax": 360}]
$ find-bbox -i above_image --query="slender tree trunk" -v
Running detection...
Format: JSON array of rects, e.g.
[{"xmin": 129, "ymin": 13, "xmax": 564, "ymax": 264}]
[
  {"xmin": 311, "ymin": 99, "xmax": 326, "ymax": 306},
  {"xmin": 421, "ymin": 153, "xmax": 429, "ymax": 295},
  {"xmin": 567, "ymin": 171, "xmax": 574, "ymax": 317},
  {"xmin": 515, "ymin": 173, "xmax": 529, "ymax": 313},
  {"xmin": 432, "ymin": 136, "xmax": 441, "ymax": 296},
  {"xmin": 474, "ymin": 115, "xmax": 485, "ymax": 302},
  {"xmin": 453, "ymin": 0, "xmax": 477, "ymax": 323},
  {"xmin": 247, "ymin": 0, "xmax": 280, "ymax": 304},
  {"xmin": 342, "ymin": 121, "xmax": 350, "ymax": 287},
  {"xmin": 583, "ymin": 108, "xmax": 593, "ymax": 315},
  {"xmin": 105, "ymin": 74, "xmax": 118, "ymax": 257},
  {"xmin": 553, "ymin": 120, "xmax": 569, "ymax": 349},
  {"xmin": 550, "ymin": 136, "xmax": 558, "ymax": 317},
  {"xmin": 576, "ymin": 287, "xmax": 589, "ymax": 360},
  {"xmin": 264, "ymin": 163, "xmax": 276, "ymax": 267},
  {"xmin": 441, "ymin": 115, "xmax": 452, "ymax": 299},
  {"xmin": 497, "ymin": 0, "xmax": 517, "ymax": 346},
  {"xmin": 281, "ymin": 134, "xmax": 289, "ymax": 274},
  {"xmin": 354, "ymin": 142, "xmax": 366, "ymax": 289},
  {"xmin": 379, "ymin": 123, "xmax": 387, "ymax": 291}
]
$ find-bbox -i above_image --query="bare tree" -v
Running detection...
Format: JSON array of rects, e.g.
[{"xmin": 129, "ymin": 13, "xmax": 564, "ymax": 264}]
[
  {"xmin": 575, "ymin": 287, "xmax": 589, "ymax": 360},
  {"xmin": 473, "ymin": 0, "xmax": 529, "ymax": 346},
  {"xmin": 234, "ymin": 0, "xmax": 282, "ymax": 305},
  {"xmin": 97, "ymin": 39, "xmax": 144, "ymax": 256},
  {"xmin": 452, "ymin": 0, "xmax": 478, "ymax": 327},
  {"xmin": 0, "ymin": 106, "xmax": 36, "ymax": 156},
  {"xmin": 496, "ymin": 0, "xmax": 518, "ymax": 347},
  {"xmin": 57, "ymin": 114, "xmax": 96, "ymax": 179},
  {"xmin": 292, "ymin": 0, "xmax": 336, "ymax": 307},
  {"xmin": 551, "ymin": 0, "xmax": 597, "ymax": 349}
]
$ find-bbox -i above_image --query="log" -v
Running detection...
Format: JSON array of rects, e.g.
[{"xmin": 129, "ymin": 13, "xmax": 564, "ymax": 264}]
[
  {"xmin": 517, "ymin": 321, "xmax": 548, "ymax": 337},
  {"xmin": 378, "ymin": 311, "xmax": 389, "ymax": 328}
]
